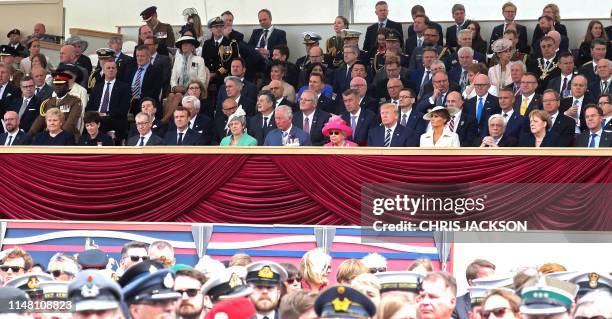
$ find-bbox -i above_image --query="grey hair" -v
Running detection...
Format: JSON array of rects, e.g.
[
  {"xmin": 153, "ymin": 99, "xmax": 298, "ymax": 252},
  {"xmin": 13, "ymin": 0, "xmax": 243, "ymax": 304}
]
[
  {"xmin": 343, "ymin": 44, "xmax": 359, "ymax": 55},
  {"xmin": 135, "ymin": 112, "xmax": 152, "ymax": 123},
  {"xmin": 182, "ymin": 95, "xmax": 201, "ymax": 113},
  {"xmin": 430, "ymin": 60, "xmax": 446, "ymax": 71},
  {"xmin": 228, "ymin": 115, "xmax": 247, "ymax": 127},
  {"xmin": 276, "ymin": 105, "xmax": 293, "ymax": 120},
  {"xmin": 488, "ymin": 114, "xmax": 506, "ymax": 127},
  {"xmin": 224, "ymin": 75, "xmax": 244, "ymax": 88},
  {"xmin": 301, "ymin": 90, "xmax": 318, "ymax": 106},
  {"xmin": 511, "ymin": 60, "xmax": 527, "ymax": 72},
  {"xmin": 457, "ymin": 46, "xmax": 474, "ymax": 57},
  {"xmin": 108, "ymin": 36, "xmax": 122, "ymax": 44},
  {"xmin": 458, "ymin": 29, "xmax": 472, "ymax": 37}
]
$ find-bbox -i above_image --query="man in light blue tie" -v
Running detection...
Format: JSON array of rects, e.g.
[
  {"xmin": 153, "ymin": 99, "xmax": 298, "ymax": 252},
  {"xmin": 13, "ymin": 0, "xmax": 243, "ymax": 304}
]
[
  {"xmin": 464, "ymin": 74, "xmax": 501, "ymax": 137},
  {"xmin": 574, "ymin": 105, "xmax": 611, "ymax": 147}
]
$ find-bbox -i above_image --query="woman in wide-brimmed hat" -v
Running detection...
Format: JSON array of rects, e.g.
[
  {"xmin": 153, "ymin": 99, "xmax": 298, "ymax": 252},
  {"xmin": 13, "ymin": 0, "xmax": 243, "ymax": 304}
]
[
  {"xmin": 170, "ymin": 35, "xmax": 209, "ymax": 95},
  {"xmin": 420, "ymin": 106, "xmax": 461, "ymax": 147},
  {"xmin": 322, "ymin": 115, "xmax": 358, "ymax": 147}
]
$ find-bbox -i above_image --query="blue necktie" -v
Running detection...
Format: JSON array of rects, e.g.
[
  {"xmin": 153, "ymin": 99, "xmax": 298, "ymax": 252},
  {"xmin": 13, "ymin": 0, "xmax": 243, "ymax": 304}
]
[
  {"xmin": 476, "ymin": 97, "xmax": 484, "ymax": 123},
  {"xmin": 384, "ymin": 128, "xmax": 392, "ymax": 147},
  {"xmin": 588, "ymin": 133, "xmax": 597, "ymax": 148}
]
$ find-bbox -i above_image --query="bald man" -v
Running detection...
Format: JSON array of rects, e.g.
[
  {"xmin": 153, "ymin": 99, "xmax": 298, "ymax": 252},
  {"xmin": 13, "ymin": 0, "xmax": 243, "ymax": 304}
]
[{"xmin": 463, "ymin": 74, "xmax": 501, "ymax": 137}]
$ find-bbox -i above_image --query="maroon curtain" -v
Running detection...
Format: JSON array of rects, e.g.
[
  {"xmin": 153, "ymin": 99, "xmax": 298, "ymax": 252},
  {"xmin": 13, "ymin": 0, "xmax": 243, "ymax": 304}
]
[{"xmin": 0, "ymin": 154, "xmax": 609, "ymax": 229}]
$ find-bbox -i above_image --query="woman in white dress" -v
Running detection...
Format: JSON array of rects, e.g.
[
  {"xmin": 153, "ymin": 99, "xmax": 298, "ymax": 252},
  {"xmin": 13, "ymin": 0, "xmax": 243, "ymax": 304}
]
[
  {"xmin": 170, "ymin": 35, "xmax": 209, "ymax": 94},
  {"xmin": 488, "ymin": 39, "xmax": 513, "ymax": 96},
  {"xmin": 420, "ymin": 106, "xmax": 461, "ymax": 147}
]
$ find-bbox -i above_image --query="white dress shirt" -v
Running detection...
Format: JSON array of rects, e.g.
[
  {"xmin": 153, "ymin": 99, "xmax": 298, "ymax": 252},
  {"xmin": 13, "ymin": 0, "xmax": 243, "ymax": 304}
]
[{"xmin": 420, "ymin": 126, "xmax": 461, "ymax": 147}]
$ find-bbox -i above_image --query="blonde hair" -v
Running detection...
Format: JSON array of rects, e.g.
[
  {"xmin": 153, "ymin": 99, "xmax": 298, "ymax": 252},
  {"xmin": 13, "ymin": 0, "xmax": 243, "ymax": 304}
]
[
  {"xmin": 299, "ymin": 248, "xmax": 331, "ymax": 285},
  {"xmin": 407, "ymin": 258, "xmax": 434, "ymax": 272},
  {"xmin": 46, "ymin": 108, "xmax": 65, "ymax": 122},
  {"xmin": 376, "ymin": 291, "xmax": 416, "ymax": 319},
  {"xmin": 543, "ymin": 3, "xmax": 561, "ymax": 21},
  {"xmin": 529, "ymin": 109, "xmax": 551, "ymax": 129},
  {"xmin": 336, "ymin": 259, "xmax": 369, "ymax": 285},
  {"xmin": 229, "ymin": 253, "xmax": 252, "ymax": 267},
  {"xmin": 538, "ymin": 262, "xmax": 566, "ymax": 274}
]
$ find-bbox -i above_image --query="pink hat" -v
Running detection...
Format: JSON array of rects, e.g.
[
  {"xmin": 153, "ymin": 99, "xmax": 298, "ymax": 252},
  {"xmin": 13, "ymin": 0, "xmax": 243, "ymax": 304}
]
[
  {"xmin": 322, "ymin": 115, "xmax": 352, "ymax": 137},
  {"xmin": 204, "ymin": 297, "xmax": 256, "ymax": 319}
]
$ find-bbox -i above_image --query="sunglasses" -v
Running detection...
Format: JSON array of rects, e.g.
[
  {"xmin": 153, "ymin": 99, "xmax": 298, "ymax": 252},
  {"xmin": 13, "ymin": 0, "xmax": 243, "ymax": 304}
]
[
  {"xmin": 481, "ymin": 307, "xmax": 511, "ymax": 318},
  {"xmin": 128, "ymin": 255, "xmax": 149, "ymax": 262},
  {"xmin": 286, "ymin": 277, "xmax": 302, "ymax": 284},
  {"xmin": 50, "ymin": 270, "xmax": 74, "ymax": 278},
  {"xmin": 574, "ymin": 317, "xmax": 607, "ymax": 319},
  {"xmin": 369, "ymin": 267, "xmax": 387, "ymax": 274},
  {"xmin": 329, "ymin": 131, "xmax": 341, "ymax": 135},
  {"xmin": 176, "ymin": 289, "xmax": 200, "ymax": 297},
  {"xmin": 0, "ymin": 265, "xmax": 24, "ymax": 272}
]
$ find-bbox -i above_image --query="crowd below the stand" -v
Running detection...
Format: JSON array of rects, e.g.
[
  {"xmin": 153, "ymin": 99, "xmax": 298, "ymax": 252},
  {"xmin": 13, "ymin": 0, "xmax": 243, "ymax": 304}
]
[
  {"xmin": 0, "ymin": 2, "xmax": 611, "ymax": 148},
  {"xmin": 0, "ymin": 241, "xmax": 611, "ymax": 318}
]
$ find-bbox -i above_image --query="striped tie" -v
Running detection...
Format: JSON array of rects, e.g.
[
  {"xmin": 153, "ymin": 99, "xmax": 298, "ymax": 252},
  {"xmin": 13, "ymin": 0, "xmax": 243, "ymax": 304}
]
[
  {"xmin": 383, "ymin": 128, "xmax": 392, "ymax": 147},
  {"xmin": 131, "ymin": 67, "xmax": 144, "ymax": 100}
]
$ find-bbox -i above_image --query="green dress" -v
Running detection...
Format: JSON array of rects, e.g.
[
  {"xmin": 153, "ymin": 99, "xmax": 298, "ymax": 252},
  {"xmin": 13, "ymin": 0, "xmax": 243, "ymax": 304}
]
[{"xmin": 220, "ymin": 133, "xmax": 258, "ymax": 146}]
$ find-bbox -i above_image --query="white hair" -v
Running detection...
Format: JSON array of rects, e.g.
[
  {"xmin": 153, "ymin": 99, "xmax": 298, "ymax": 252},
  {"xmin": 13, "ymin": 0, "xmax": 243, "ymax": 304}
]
[
  {"xmin": 361, "ymin": 252, "xmax": 387, "ymax": 269},
  {"xmin": 488, "ymin": 114, "xmax": 506, "ymax": 127},
  {"xmin": 457, "ymin": 46, "xmax": 474, "ymax": 57},
  {"xmin": 182, "ymin": 95, "xmax": 201, "ymax": 113},
  {"xmin": 195, "ymin": 255, "xmax": 225, "ymax": 278}
]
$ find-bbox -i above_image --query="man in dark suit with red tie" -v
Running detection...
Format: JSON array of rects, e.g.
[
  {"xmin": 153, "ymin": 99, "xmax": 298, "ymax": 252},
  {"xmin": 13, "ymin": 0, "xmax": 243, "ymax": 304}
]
[
  {"xmin": 86, "ymin": 61, "xmax": 131, "ymax": 144},
  {"xmin": 446, "ymin": 91, "xmax": 478, "ymax": 147},
  {"xmin": 340, "ymin": 89, "xmax": 378, "ymax": 146},
  {"xmin": 248, "ymin": 9, "xmax": 287, "ymax": 60},
  {"xmin": 362, "ymin": 1, "xmax": 404, "ymax": 52},
  {"xmin": 248, "ymin": 91, "xmax": 277, "ymax": 145},
  {"xmin": 127, "ymin": 45, "xmax": 163, "ymax": 118},
  {"xmin": 293, "ymin": 90, "xmax": 331, "ymax": 146}
]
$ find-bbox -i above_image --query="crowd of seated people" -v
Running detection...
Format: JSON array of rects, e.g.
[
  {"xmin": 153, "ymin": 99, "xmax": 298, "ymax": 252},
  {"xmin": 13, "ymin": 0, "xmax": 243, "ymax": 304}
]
[
  {"xmin": 0, "ymin": 2, "xmax": 611, "ymax": 148},
  {"xmin": 0, "ymin": 242, "xmax": 610, "ymax": 318}
]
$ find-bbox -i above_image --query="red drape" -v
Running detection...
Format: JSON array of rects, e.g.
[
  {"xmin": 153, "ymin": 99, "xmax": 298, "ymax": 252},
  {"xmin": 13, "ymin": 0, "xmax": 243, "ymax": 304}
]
[{"xmin": 0, "ymin": 153, "xmax": 609, "ymax": 229}]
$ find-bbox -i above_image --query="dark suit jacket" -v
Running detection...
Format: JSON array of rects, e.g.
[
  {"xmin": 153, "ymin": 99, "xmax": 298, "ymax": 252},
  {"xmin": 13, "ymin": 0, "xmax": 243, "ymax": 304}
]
[
  {"xmin": 526, "ymin": 55, "xmax": 560, "ymax": 94},
  {"xmin": 167, "ymin": 114, "xmax": 213, "ymax": 145},
  {"xmin": 163, "ymin": 128, "xmax": 203, "ymax": 145},
  {"xmin": 152, "ymin": 53, "xmax": 172, "ymax": 96},
  {"xmin": 127, "ymin": 133, "xmax": 163, "ymax": 146},
  {"xmin": 341, "ymin": 108, "xmax": 379, "ymax": 146},
  {"xmin": 578, "ymin": 61, "xmax": 598, "ymax": 85},
  {"xmin": 228, "ymin": 29, "xmax": 244, "ymax": 42},
  {"xmin": 360, "ymin": 96, "xmax": 380, "ymax": 115},
  {"xmin": 473, "ymin": 135, "xmax": 518, "ymax": 147},
  {"xmin": 407, "ymin": 21, "xmax": 444, "ymax": 45},
  {"xmin": 212, "ymin": 114, "xmax": 229, "ymax": 145},
  {"xmin": 463, "ymin": 95, "xmax": 501, "ymax": 137},
  {"xmin": 114, "ymin": 52, "xmax": 135, "ymax": 83},
  {"xmin": 549, "ymin": 113, "xmax": 576, "ymax": 146},
  {"xmin": 293, "ymin": 109, "xmax": 331, "ymax": 146},
  {"xmin": 454, "ymin": 110, "xmax": 479, "ymax": 147},
  {"xmin": 451, "ymin": 293, "xmax": 470, "ymax": 319},
  {"xmin": 410, "ymin": 67, "xmax": 430, "ymax": 96},
  {"xmin": 518, "ymin": 131, "xmax": 561, "ymax": 147},
  {"xmin": 248, "ymin": 28, "xmax": 287, "ymax": 49},
  {"xmin": 588, "ymin": 79, "xmax": 611, "ymax": 101},
  {"xmin": 513, "ymin": 94, "xmax": 542, "ymax": 118},
  {"xmin": 489, "ymin": 23, "xmax": 529, "ymax": 54},
  {"xmin": 532, "ymin": 22, "xmax": 568, "ymax": 52},
  {"xmin": 416, "ymin": 92, "xmax": 450, "ymax": 113},
  {"xmin": 317, "ymin": 94, "xmax": 338, "ymax": 115},
  {"xmin": 86, "ymin": 80, "xmax": 131, "ymax": 137},
  {"xmin": 363, "ymin": 19, "xmax": 404, "ymax": 51},
  {"xmin": 277, "ymin": 97, "xmax": 297, "ymax": 113},
  {"xmin": 504, "ymin": 111, "xmax": 529, "ymax": 139},
  {"xmin": 332, "ymin": 64, "xmax": 352, "ymax": 94},
  {"xmin": 0, "ymin": 130, "xmax": 31, "ymax": 145},
  {"xmin": 127, "ymin": 63, "xmax": 163, "ymax": 114},
  {"xmin": 445, "ymin": 22, "xmax": 469, "ymax": 49},
  {"xmin": 9, "ymin": 95, "xmax": 41, "ymax": 132},
  {"xmin": 398, "ymin": 109, "xmax": 427, "ymax": 136},
  {"xmin": 546, "ymin": 73, "xmax": 577, "ymax": 95},
  {"xmin": 216, "ymin": 80, "xmax": 258, "ymax": 115},
  {"xmin": 34, "ymin": 84, "xmax": 53, "ymax": 101},
  {"xmin": 248, "ymin": 112, "xmax": 277, "ymax": 146},
  {"xmin": 367, "ymin": 123, "xmax": 419, "ymax": 147},
  {"xmin": 0, "ymin": 82, "xmax": 21, "ymax": 118},
  {"xmin": 574, "ymin": 130, "xmax": 612, "ymax": 147},
  {"xmin": 560, "ymin": 96, "xmax": 593, "ymax": 133}
]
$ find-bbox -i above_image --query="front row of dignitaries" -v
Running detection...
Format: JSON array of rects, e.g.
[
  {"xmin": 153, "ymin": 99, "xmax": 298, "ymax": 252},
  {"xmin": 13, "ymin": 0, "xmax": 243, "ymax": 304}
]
[{"xmin": 2, "ymin": 70, "xmax": 610, "ymax": 147}]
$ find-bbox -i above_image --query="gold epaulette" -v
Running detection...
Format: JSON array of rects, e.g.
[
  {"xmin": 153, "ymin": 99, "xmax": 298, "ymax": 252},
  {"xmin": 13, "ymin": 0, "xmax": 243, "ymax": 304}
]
[
  {"xmin": 437, "ymin": 47, "xmax": 448, "ymax": 60},
  {"xmin": 39, "ymin": 98, "xmax": 52, "ymax": 117}
]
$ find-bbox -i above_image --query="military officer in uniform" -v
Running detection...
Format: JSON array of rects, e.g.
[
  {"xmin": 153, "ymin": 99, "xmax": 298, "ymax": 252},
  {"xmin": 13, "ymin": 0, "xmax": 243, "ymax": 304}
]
[
  {"xmin": 6, "ymin": 29, "xmax": 28, "ymax": 58},
  {"xmin": 28, "ymin": 72, "xmax": 82, "ymax": 140},
  {"xmin": 201, "ymin": 17, "xmax": 240, "ymax": 89},
  {"xmin": 201, "ymin": 267, "xmax": 253, "ymax": 306},
  {"xmin": 336, "ymin": 29, "xmax": 370, "ymax": 69},
  {"xmin": 295, "ymin": 32, "xmax": 333, "ymax": 71},
  {"xmin": 140, "ymin": 6, "xmax": 175, "ymax": 56},
  {"xmin": 88, "ymin": 48, "xmax": 115, "ymax": 92},
  {"xmin": 3, "ymin": 272, "xmax": 54, "ymax": 300},
  {"xmin": 68, "ymin": 270, "xmax": 124, "ymax": 319},
  {"xmin": 520, "ymin": 277, "xmax": 578, "ymax": 319},
  {"xmin": 0, "ymin": 45, "xmax": 25, "ymax": 86},
  {"xmin": 314, "ymin": 285, "xmax": 376, "ymax": 319},
  {"xmin": 245, "ymin": 261, "xmax": 288, "ymax": 319},
  {"xmin": 372, "ymin": 29, "xmax": 410, "ymax": 72}
]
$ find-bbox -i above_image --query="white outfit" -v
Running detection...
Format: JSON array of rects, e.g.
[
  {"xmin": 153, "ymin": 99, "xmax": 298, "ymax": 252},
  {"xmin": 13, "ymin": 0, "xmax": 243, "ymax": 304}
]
[
  {"xmin": 420, "ymin": 127, "xmax": 461, "ymax": 147},
  {"xmin": 170, "ymin": 53, "xmax": 209, "ymax": 88},
  {"xmin": 488, "ymin": 63, "xmax": 513, "ymax": 96}
]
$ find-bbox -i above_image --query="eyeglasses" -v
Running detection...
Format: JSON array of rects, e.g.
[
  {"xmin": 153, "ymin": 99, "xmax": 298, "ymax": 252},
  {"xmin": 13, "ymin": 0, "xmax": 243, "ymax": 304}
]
[
  {"xmin": 368, "ymin": 267, "xmax": 387, "ymax": 274},
  {"xmin": 322, "ymin": 264, "xmax": 332, "ymax": 273},
  {"xmin": 329, "ymin": 131, "xmax": 341, "ymax": 135},
  {"xmin": 0, "ymin": 265, "xmax": 24, "ymax": 272},
  {"xmin": 520, "ymin": 81, "xmax": 537, "ymax": 84},
  {"xmin": 481, "ymin": 307, "xmax": 511, "ymax": 318},
  {"xmin": 136, "ymin": 122, "xmax": 151, "ymax": 126},
  {"xmin": 176, "ymin": 289, "xmax": 200, "ymax": 297},
  {"xmin": 222, "ymin": 106, "xmax": 238, "ymax": 111},
  {"xmin": 399, "ymin": 95, "xmax": 413, "ymax": 99},
  {"xmin": 127, "ymin": 255, "xmax": 149, "ymax": 262},
  {"xmin": 50, "ymin": 270, "xmax": 74, "ymax": 278},
  {"xmin": 542, "ymin": 99, "xmax": 558, "ymax": 103},
  {"xmin": 286, "ymin": 277, "xmax": 302, "ymax": 284}
]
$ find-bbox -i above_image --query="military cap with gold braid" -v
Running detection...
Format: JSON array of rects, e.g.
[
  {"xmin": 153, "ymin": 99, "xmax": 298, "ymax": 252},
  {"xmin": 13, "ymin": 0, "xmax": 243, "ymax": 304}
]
[
  {"xmin": 375, "ymin": 271, "xmax": 424, "ymax": 294},
  {"xmin": 51, "ymin": 71, "xmax": 73, "ymax": 85},
  {"xmin": 245, "ymin": 261, "xmax": 287, "ymax": 286},
  {"xmin": 4, "ymin": 272, "xmax": 54, "ymax": 299},
  {"xmin": 39, "ymin": 280, "xmax": 69, "ymax": 301},
  {"xmin": 315, "ymin": 285, "xmax": 376, "ymax": 319},
  {"xmin": 568, "ymin": 272, "xmax": 612, "ymax": 298},
  {"xmin": 201, "ymin": 267, "xmax": 253, "ymax": 302}
]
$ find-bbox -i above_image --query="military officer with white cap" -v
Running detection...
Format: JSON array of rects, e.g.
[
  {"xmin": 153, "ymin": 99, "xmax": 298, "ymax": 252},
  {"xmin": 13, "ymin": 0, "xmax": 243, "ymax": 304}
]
[
  {"xmin": 375, "ymin": 271, "xmax": 424, "ymax": 297},
  {"xmin": 315, "ymin": 285, "xmax": 376, "ymax": 319},
  {"xmin": 568, "ymin": 272, "xmax": 612, "ymax": 300},
  {"xmin": 295, "ymin": 32, "xmax": 334, "ymax": 71},
  {"xmin": 68, "ymin": 269, "xmax": 123, "ymax": 319},
  {"xmin": 245, "ymin": 261, "xmax": 287, "ymax": 319},
  {"xmin": 201, "ymin": 267, "xmax": 253, "ymax": 305},
  {"xmin": 520, "ymin": 277, "xmax": 578, "ymax": 319}
]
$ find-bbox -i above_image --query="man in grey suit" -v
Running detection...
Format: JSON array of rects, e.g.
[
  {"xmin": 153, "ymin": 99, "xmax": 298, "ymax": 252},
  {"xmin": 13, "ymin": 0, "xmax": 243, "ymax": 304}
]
[
  {"xmin": 127, "ymin": 112, "xmax": 163, "ymax": 146},
  {"xmin": 574, "ymin": 105, "xmax": 611, "ymax": 147}
]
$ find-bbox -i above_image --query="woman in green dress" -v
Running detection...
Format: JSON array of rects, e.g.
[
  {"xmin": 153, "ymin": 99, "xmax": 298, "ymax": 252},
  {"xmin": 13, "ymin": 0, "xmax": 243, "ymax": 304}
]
[{"xmin": 220, "ymin": 108, "xmax": 258, "ymax": 146}]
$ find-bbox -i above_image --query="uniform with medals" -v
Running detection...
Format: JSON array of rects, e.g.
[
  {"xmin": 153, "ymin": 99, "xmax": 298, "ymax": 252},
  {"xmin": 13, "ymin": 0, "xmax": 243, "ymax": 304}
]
[
  {"xmin": 0, "ymin": 45, "xmax": 24, "ymax": 86},
  {"xmin": 334, "ymin": 29, "xmax": 370, "ymax": 69},
  {"xmin": 372, "ymin": 30, "xmax": 409, "ymax": 72},
  {"xmin": 28, "ymin": 72, "xmax": 82, "ymax": 139},
  {"xmin": 201, "ymin": 17, "xmax": 240, "ymax": 87},
  {"xmin": 326, "ymin": 35, "xmax": 344, "ymax": 60},
  {"xmin": 296, "ymin": 32, "xmax": 335, "ymax": 71},
  {"xmin": 140, "ymin": 6, "xmax": 175, "ymax": 56},
  {"xmin": 87, "ymin": 48, "xmax": 115, "ymax": 92}
]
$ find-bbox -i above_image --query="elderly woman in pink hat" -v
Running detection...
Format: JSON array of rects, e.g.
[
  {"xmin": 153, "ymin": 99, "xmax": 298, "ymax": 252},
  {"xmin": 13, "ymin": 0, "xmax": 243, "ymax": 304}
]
[{"xmin": 322, "ymin": 115, "xmax": 358, "ymax": 147}]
